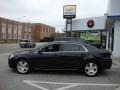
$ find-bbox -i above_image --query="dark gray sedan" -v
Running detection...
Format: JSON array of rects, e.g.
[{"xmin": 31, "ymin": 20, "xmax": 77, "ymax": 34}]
[{"xmin": 8, "ymin": 41, "xmax": 112, "ymax": 76}]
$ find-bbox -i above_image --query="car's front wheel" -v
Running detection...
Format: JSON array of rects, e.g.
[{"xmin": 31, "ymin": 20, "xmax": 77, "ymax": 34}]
[
  {"xmin": 84, "ymin": 61, "xmax": 99, "ymax": 77},
  {"xmin": 16, "ymin": 59, "xmax": 31, "ymax": 74}
]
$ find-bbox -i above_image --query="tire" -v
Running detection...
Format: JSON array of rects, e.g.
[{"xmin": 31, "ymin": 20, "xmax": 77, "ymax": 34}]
[
  {"xmin": 25, "ymin": 44, "xmax": 28, "ymax": 48},
  {"xmin": 16, "ymin": 59, "xmax": 31, "ymax": 74},
  {"xmin": 33, "ymin": 44, "xmax": 36, "ymax": 48},
  {"xmin": 83, "ymin": 61, "xmax": 99, "ymax": 77},
  {"xmin": 23, "ymin": 45, "xmax": 26, "ymax": 48}
]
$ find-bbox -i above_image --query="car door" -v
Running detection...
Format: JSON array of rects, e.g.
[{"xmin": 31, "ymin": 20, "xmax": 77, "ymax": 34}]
[
  {"xmin": 58, "ymin": 43, "xmax": 87, "ymax": 69},
  {"xmin": 32, "ymin": 43, "xmax": 61, "ymax": 69}
]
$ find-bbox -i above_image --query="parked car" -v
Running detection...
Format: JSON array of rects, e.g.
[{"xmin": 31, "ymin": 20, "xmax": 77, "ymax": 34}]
[
  {"xmin": 8, "ymin": 40, "xmax": 112, "ymax": 76},
  {"xmin": 19, "ymin": 39, "xmax": 36, "ymax": 48}
]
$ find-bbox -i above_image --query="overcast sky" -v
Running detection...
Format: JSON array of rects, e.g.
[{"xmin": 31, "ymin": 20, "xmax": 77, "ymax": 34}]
[{"xmin": 0, "ymin": 0, "xmax": 109, "ymax": 32}]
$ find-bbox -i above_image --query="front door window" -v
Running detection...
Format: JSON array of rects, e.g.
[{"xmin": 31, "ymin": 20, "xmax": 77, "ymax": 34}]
[{"xmin": 40, "ymin": 44, "xmax": 60, "ymax": 52}]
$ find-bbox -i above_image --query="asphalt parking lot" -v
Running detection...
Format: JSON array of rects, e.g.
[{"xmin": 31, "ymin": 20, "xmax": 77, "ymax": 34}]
[{"xmin": 0, "ymin": 43, "xmax": 120, "ymax": 90}]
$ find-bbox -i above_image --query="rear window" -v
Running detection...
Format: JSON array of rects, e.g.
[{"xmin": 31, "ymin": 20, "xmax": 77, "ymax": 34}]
[
  {"xmin": 83, "ymin": 43, "xmax": 99, "ymax": 52},
  {"xmin": 20, "ymin": 40, "xmax": 29, "ymax": 42}
]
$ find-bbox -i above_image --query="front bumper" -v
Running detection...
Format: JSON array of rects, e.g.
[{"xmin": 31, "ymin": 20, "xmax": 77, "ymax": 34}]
[{"xmin": 8, "ymin": 56, "xmax": 16, "ymax": 69}]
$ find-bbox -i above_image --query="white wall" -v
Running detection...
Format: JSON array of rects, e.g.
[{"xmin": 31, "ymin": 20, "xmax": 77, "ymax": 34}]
[
  {"xmin": 72, "ymin": 16, "xmax": 106, "ymax": 31},
  {"xmin": 112, "ymin": 21, "xmax": 120, "ymax": 57},
  {"xmin": 108, "ymin": 0, "xmax": 120, "ymax": 15}
]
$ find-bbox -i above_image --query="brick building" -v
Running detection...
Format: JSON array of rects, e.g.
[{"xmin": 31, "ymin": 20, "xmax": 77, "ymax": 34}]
[
  {"xmin": 0, "ymin": 17, "xmax": 55, "ymax": 42},
  {"xmin": 31, "ymin": 23, "xmax": 55, "ymax": 42}
]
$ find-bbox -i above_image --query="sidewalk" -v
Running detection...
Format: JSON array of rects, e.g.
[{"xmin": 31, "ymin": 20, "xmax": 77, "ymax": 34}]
[
  {"xmin": 0, "ymin": 43, "xmax": 18, "ymax": 47},
  {"xmin": 0, "ymin": 42, "xmax": 47, "ymax": 47}
]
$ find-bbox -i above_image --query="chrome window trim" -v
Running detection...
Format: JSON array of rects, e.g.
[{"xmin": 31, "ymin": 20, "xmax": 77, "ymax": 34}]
[{"xmin": 80, "ymin": 44, "xmax": 88, "ymax": 52}]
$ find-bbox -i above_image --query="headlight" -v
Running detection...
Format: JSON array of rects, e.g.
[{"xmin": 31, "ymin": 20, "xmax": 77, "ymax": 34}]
[{"xmin": 9, "ymin": 54, "xmax": 14, "ymax": 59}]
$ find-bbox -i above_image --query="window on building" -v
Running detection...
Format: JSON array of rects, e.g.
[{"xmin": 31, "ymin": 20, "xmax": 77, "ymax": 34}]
[
  {"xmin": 14, "ymin": 34, "xmax": 17, "ymax": 39},
  {"xmin": 4, "ymin": 24, "xmax": 6, "ymax": 28},
  {"xmin": 8, "ymin": 24, "xmax": 12, "ymax": 29},
  {"xmin": 2, "ymin": 23, "xmax": 6, "ymax": 29},
  {"xmin": 1, "ymin": 33, "xmax": 4, "ymax": 38}
]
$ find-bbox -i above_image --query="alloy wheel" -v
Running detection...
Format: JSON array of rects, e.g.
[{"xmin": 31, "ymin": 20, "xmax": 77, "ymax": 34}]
[
  {"xmin": 84, "ymin": 62, "xmax": 98, "ymax": 76},
  {"xmin": 16, "ymin": 60, "xmax": 30, "ymax": 74}
]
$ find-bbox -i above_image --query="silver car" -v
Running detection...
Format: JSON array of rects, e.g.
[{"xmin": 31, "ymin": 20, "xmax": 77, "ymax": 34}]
[{"xmin": 19, "ymin": 39, "xmax": 36, "ymax": 48}]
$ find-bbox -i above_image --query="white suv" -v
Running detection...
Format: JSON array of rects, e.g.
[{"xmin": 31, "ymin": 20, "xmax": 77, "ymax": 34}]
[{"xmin": 19, "ymin": 39, "xmax": 36, "ymax": 48}]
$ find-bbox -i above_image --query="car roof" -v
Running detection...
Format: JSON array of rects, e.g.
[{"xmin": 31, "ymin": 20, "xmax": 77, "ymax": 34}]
[{"xmin": 52, "ymin": 41, "xmax": 83, "ymax": 44}]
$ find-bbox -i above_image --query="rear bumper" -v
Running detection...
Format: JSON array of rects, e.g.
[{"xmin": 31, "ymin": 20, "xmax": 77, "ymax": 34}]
[{"xmin": 100, "ymin": 59, "xmax": 112, "ymax": 69}]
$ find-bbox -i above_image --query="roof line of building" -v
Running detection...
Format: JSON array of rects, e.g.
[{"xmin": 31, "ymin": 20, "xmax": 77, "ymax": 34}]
[
  {"xmin": 0, "ymin": 17, "xmax": 55, "ymax": 29},
  {"xmin": 31, "ymin": 23, "xmax": 55, "ymax": 29}
]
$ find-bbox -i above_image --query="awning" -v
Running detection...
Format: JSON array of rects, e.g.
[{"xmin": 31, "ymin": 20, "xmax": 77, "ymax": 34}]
[{"xmin": 107, "ymin": 15, "xmax": 120, "ymax": 20}]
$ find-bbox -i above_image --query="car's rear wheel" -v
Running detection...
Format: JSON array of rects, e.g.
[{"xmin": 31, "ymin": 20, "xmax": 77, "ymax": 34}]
[
  {"xmin": 16, "ymin": 59, "xmax": 31, "ymax": 74},
  {"xmin": 84, "ymin": 61, "xmax": 99, "ymax": 77}
]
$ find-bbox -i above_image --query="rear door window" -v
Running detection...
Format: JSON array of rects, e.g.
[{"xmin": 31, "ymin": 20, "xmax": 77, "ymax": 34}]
[
  {"xmin": 60, "ymin": 43, "xmax": 79, "ymax": 51},
  {"xmin": 60, "ymin": 43, "xmax": 86, "ymax": 52}
]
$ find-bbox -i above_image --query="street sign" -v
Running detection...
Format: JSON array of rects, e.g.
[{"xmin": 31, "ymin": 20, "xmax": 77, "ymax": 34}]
[{"xmin": 63, "ymin": 5, "xmax": 76, "ymax": 19}]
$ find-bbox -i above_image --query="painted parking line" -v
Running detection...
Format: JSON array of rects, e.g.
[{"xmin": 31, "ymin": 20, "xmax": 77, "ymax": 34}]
[
  {"xmin": 112, "ymin": 61, "xmax": 120, "ymax": 68},
  {"xmin": 116, "ymin": 87, "xmax": 120, "ymax": 90},
  {"xmin": 23, "ymin": 80, "xmax": 80, "ymax": 90},
  {"xmin": 23, "ymin": 80, "xmax": 120, "ymax": 90},
  {"xmin": 112, "ymin": 66, "xmax": 120, "ymax": 68},
  {"xmin": 113, "ymin": 61, "xmax": 120, "ymax": 66}
]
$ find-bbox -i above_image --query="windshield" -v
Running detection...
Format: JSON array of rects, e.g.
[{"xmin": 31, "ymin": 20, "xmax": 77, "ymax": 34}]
[{"xmin": 32, "ymin": 43, "xmax": 49, "ymax": 52}]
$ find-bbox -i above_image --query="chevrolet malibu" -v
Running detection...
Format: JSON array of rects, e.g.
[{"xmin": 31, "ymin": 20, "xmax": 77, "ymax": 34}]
[{"xmin": 8, "ymin": 41, "xmax": 112, "ymax": 76}]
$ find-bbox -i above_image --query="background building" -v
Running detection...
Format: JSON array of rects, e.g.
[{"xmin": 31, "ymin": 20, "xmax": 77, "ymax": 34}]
[
  {"xmin": 31, "ymin": 23, "xmax": 55, "ymax": 42},
  {"xmin": 0, "ymin": 17, "xmax": 55, "ymax": 43},
  {"xmin": 106, "ymin": 0, "xmax": 120, "ymax": 57},
  {"xmin": 64, "ymin": 16, "xmax": 107, "ymax": 49}
]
